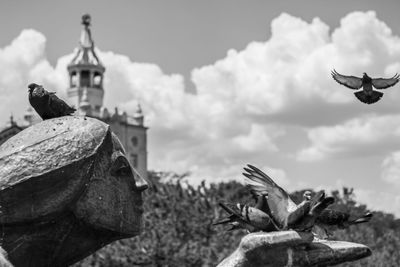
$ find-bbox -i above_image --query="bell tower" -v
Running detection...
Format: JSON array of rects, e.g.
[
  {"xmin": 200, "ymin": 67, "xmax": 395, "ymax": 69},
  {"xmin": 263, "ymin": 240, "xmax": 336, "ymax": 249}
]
[{"xmin": 67, "ymin": 14, "xmax": 105, "ymax": 116}]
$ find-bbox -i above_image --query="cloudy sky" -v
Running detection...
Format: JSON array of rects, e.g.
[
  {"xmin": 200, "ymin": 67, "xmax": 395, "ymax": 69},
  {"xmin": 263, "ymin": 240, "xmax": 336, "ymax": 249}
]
[{"xmin": 1, "ymin": 0, "xmax": 400, "ymax": 216}]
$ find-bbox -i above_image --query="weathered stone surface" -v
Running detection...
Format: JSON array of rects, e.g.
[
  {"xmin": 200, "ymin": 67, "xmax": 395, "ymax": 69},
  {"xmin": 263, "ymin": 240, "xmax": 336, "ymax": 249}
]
[
  {"xmin": 217, "ymin": 231, "xmax": 372, "ymax": 267},
  {"xmin": 0, "ymin": 116, "xmax": 109, "ymax": 225},
  {"xmin": 0, "ymin": 116, "xmax": 108, "ymax": 189}
]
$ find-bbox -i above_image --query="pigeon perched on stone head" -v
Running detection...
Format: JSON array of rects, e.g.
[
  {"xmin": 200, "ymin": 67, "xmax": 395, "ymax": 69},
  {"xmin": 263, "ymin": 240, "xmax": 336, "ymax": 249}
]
[
  {"xmin": 28, "ymin": 83, "xmax": 76, "ymax": 120},
  {"xmin": 331, "ymin": 70, "xmax": 399, "ymax": 104}
]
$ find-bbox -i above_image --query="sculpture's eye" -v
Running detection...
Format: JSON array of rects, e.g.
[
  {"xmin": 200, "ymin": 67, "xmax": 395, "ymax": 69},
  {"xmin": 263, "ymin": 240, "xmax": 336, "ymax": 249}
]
[{"xmin": 111, "ymin": 156, "xmax": 131, "ymax": 177}]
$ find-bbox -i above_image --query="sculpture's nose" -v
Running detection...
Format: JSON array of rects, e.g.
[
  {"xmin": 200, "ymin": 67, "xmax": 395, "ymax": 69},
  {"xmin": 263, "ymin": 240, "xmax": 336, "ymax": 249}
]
[{"xmin": 131, "ymin": 168, "xmax": 149, "ymax": 192}]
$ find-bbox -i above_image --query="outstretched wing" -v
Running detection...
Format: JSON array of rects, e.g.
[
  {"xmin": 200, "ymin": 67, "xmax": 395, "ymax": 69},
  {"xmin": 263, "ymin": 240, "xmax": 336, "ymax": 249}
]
[
  {"xmin": 372, "ymin": 74, "xmax": 400, "ymax": 89},
  {"xmin": 243, "ymin": 164, "xmax": 296, "ymax": 228},
  {"xmin": 331, "ymin": 69, "xmax": 363, "ymax": 90}
]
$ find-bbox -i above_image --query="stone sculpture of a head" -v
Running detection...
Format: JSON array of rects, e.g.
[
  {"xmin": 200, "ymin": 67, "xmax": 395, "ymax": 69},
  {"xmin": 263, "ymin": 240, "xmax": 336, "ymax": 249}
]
[{"xmin": 0, "ymin": 116, "xmax": 148, "ymax": 266}]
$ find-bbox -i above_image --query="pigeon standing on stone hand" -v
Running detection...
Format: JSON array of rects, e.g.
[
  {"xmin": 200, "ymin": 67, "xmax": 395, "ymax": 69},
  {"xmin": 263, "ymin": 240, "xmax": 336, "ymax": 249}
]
[
  {"xmin": 213, "ymin": 195, "xmax": 279, "ymax": 233},
  {"xmin": 331, "ymin": 70, "xmax": 399, "ymax": 104},
  {"xmin": 28, "ymin": 83, "xmax": 76, "ymax": 120}
]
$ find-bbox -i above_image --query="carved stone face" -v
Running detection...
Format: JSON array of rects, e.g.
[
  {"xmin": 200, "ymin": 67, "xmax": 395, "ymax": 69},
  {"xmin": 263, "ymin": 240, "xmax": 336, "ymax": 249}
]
[{"xmin": 73, "ymin": 133, "xmax": 148, "ymax": 236}]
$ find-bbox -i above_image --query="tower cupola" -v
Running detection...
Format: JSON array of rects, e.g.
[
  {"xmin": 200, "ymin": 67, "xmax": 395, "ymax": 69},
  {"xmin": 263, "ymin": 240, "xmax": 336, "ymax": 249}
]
[{"xmin": 67, "ymin": 14, "xmax": 105, "ymax": 117}]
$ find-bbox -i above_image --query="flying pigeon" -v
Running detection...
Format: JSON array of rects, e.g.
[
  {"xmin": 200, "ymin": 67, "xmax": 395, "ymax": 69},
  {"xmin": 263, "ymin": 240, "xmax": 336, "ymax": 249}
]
[
  {"xmin": 331, "ymin": 70, "xmax": 399, "ymax": 104},
  {"xmin": 243, "ymin": 164, "xmax": 334, "ymax": 232},
  {"xmin": 28, "ymin": 83, "xmax": 76, "ymax": 120},
  {"xmin": 213, "ymin": 197, "xmax": 279, "ymax": 233},
  {"xmin": 314, "ymin": 209, "xmax": 373, "ymax": 239}
]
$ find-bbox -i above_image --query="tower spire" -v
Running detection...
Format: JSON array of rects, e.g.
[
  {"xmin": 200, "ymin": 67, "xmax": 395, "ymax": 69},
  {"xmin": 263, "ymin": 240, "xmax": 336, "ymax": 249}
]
[
  {"xmin": 67, "ymin": 14, "xmax": 105, "ymax": 117},
  {"xmin": 70, "ymin": 14, "xmax": 102, "ymax": 66}
]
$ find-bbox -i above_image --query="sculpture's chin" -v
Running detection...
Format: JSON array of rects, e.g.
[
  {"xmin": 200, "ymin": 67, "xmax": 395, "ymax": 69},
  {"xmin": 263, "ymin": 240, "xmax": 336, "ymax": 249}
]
[
  {"xmin": 95, "ymin": 210, "xmax": 144, "ymax": 237},
  {"xmin": 119, "ymin": 215, "xmax": 144, "ymax": 237}
]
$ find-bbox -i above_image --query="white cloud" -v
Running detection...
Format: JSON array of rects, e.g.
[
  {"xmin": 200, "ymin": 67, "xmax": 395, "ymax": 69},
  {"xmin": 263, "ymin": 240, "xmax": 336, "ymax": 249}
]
[
  {"xmin": 381, "ymin": 151, "xmax": 400, "ymax": 186},
  {"xmin": 0, "ymin": 30, "xmax": 49, "ymax": 121},
  {"xmin": 78, "ymin": 51, "xmax": 285, "ymax": 180},
  {"xmin": 192, "ymin": 11, "xmax": 400, "ymax": 120},
  {"xmin": 232, "ymin": 124, "xmax": 284, "ymax": 152},
  {"xmin": 297, "ymin": 114, "xmax": 400, "ymax": 161}
]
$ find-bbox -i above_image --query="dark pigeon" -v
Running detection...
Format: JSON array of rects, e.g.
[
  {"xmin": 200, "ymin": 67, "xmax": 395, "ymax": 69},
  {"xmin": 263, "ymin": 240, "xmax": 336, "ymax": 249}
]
[
  {"xmin": 213, "ymin": 197, "xmax": 279, "ymax": 233},
  {"xmin": 28, "ymin": 83, "xmax": 76, "ymax": 120},
  {"xmin": 331, "ymin": 70, "xmax": 399, "ymax": 104},
  {"xmin": 243, "ymin": 164, "xmax": 334, "ymax": 232},
  {"xmin": 314, "ymin": 209, "xmax": 373, "ymax": 239}
]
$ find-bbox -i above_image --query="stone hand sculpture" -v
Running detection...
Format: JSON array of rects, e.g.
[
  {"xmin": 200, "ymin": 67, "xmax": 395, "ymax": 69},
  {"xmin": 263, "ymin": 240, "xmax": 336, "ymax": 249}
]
[
  {"xmin": 217, "ymin": 231, "xmax": 371, "ymax": 267},
  {"xmin": 0, "ymin": 116, "xmax": 148, "ymax": 267}
]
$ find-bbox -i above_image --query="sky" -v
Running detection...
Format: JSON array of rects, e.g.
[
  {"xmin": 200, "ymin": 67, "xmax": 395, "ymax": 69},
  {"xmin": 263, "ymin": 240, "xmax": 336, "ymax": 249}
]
[{"xmin": 1, "ymin": 0, "xmax": 400, "ymax": 217}]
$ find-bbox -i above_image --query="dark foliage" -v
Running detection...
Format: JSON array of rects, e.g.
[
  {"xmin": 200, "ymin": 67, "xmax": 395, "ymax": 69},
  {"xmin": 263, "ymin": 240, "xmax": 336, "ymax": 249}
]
[{"xmin": 74, "ymin": 172, "xmax": 400, "ymax": 266}]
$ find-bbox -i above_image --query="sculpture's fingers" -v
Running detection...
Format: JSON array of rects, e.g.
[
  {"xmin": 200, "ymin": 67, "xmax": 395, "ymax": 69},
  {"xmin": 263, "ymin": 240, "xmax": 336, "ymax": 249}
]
[{"xmin": 294, "ymin": 240, "xmax": 371, "ymax": 266}]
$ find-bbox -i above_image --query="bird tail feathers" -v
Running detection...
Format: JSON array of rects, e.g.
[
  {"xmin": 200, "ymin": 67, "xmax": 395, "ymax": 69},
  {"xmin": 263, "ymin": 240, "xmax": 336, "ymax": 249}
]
[
  {"xmin": 349, "ymin": 212, "xmax": 373, "ymax": 225},
  {"xmin": 227, "ymin": 224, "xmax": 240, "ymax": 231},
  {"xmin": 217, "ymin": 202, "xmax": 246, "ymax": 222},
  {"xmin": 354, "ymin": 90, "xmax": 383, "ymax": 104},
  {"xmin": 212, "ymin": 217, "xmax": 234, "ymax": 226}
]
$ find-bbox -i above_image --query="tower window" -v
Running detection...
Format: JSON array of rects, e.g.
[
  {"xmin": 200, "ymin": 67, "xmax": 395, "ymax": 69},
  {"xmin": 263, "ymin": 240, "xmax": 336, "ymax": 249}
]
[
  {"xmin": 93, "ymin": 72, "xmax": 102, "ymax": 88},
  {"xmin": 130, "ymin": 154, "xmax": 138, "ymax": 168},
  {"xmin": 71, "ymin": 71, "xmax": 77, "ymax": 87},
  {"xmin": 131, "ymin": 136, "xmax": 138, "ymax": 146},
  {"xmin": 81, "ymin": 70, "xmax": 90, "ymax": 87}
]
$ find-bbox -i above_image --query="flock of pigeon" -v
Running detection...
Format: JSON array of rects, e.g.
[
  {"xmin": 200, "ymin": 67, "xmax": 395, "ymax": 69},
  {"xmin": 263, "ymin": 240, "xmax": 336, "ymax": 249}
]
[
  {"xmin": 25, "ymin": 70, "xmax": 399, "ymax": 240},
  {"xmin": 214, "ymin": 165, "xmax": 373, "ymax": 239}
]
